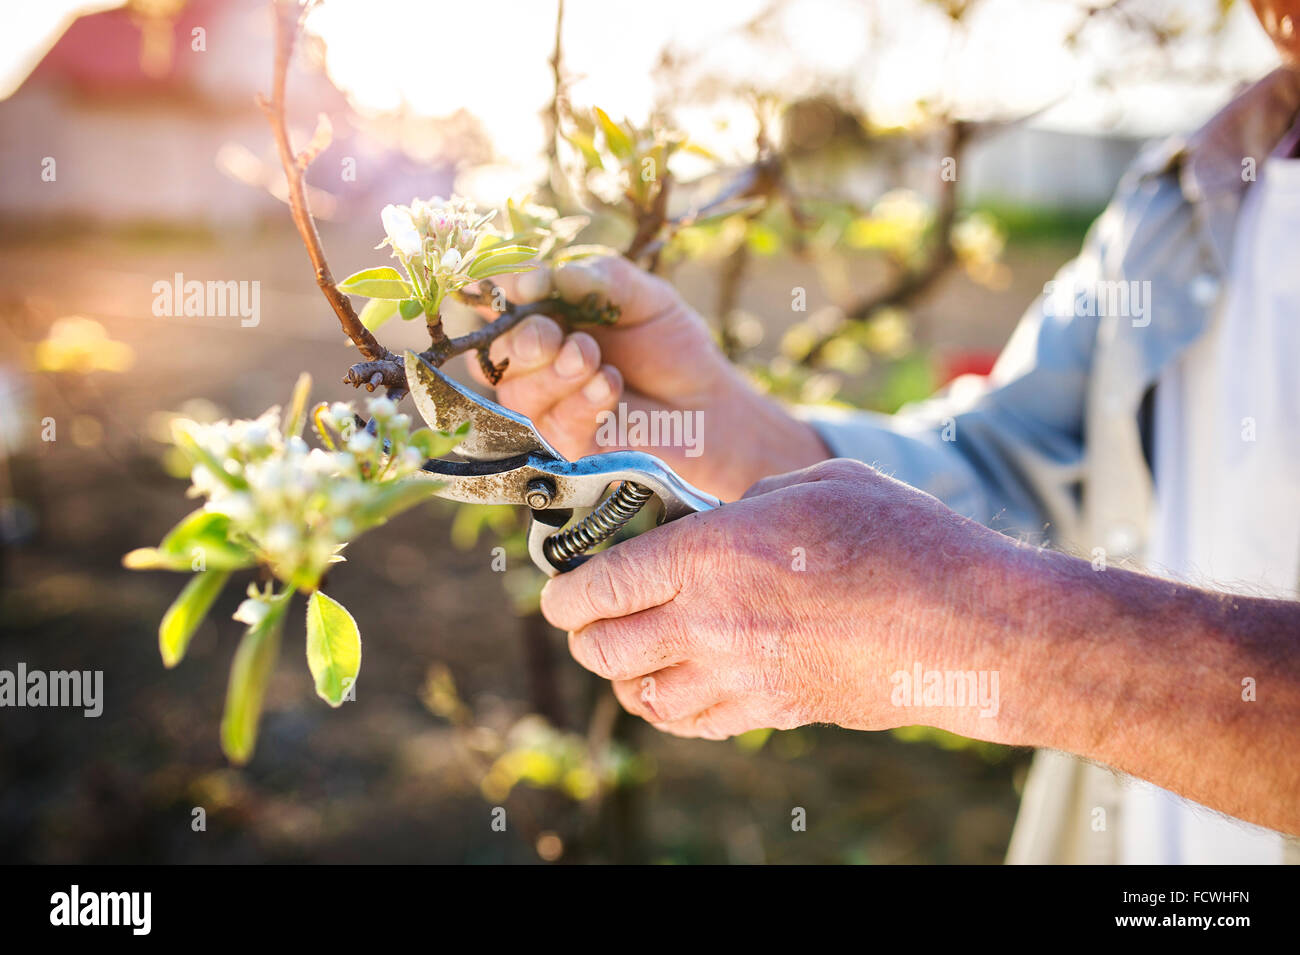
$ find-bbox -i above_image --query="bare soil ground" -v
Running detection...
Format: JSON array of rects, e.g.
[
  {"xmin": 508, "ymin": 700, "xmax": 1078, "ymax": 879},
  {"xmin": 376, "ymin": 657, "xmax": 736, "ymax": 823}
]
[{"xmin": 0, "ymin": 225, "xmax": 1075, "ymax": 863}]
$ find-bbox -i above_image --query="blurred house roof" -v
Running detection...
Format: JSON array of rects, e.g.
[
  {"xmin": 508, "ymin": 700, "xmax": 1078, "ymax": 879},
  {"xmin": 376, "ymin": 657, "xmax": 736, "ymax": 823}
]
[
  {"xmin": 0, "ymin": 0, "xmax": 460, "ymax": 229},
  {"xmin": 18, "ymin": 0, "xmax": 347, "ymax": 115},
  {"xmin": 30, "ymin": 0, "xmax": 211, "ymax": 96}
]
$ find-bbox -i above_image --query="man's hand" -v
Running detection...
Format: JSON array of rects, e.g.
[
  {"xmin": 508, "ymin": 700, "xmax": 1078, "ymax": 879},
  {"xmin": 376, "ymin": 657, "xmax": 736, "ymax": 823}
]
[
  {"xmin": 541, "ymin": 457, "xmax": 1300, "ymax": 835},
  {"xmin": 468, "ymin": 255, "xmax": 828, "ymax": 501},
  {"xmin": 539, "ymin": 458, "xmax": 1017, "ymax": 739}
]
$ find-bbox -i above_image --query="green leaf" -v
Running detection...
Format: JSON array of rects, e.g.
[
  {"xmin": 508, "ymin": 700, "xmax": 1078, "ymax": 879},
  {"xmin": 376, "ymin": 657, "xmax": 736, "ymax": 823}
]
[
  {"xmin": 220, "ymin": 591, "xmax": 290, "ymax": 765},
  {"xmin": 159, "ymin": 569, "xmax": 230, "ymax": 668},
  {"xmin": 680, "ymin": 140, "xmax": 720, "ymax": 161},
  {"xmin": 562, "ymin": 129, "xmax": 604, "ymax": 170},
  {"xmin": 283, "ymin": 372, "xmax": 312, "ymax": 439},
  {"xmin": 124, "ymin": 509, "xmax": 255, "ymax": 572},
  {"xmin": 359, "ymin": 297, "xmax": 399, "ymax": 331},
  {"xmin": 337, "ymin": 267, "xmax": 414, "ymax": 300},
  {"xmin": 353, "ymin": 476, "xmax": 442, "ymax": 527},
  {"xmin": 466, "ymin": 246, "xmax": 537, "ymax": 281},
  {"xmin": 170, "ymin": 422, "xmax": 246, "ymax": 492},
  {"xmin": 398, "ymin": 298, "xmax": 424, "ymax": 321},
  {"xmin": 450, "ymin": 501, "xmax": 519, "ymax": 550},
  {"xmin": 162, "ymin": 510, "xmax": 255, "ymax": 569},
  {"xmin": 468, "ymin": 245, "xmax": 536, "ymax": 270},
  {"xmin": 551, "ymin": 243, "xmax": 613, "ymax": 265},
  {"xmin": 473, "ymin": 232, "xmax": 510, "ymax": 253},
  {"xmin": 410, "ymin": 421, "xmax": 470, "ymax": 460},
  {"xmin": 593, "ymin": 107, "xmax": 634, "ymax": 161},
  {"xmin": 305, "ymin": 590, "xmax": 361, "ymax": 707},
  {"xmin": 734, "ymin": 727, "xmax": 774, "ymax": 752},
  {"xmin": 466, "ymin": 260, "xmax": 536, "ymax": 281},
  {"xmin": 506, "ymin": 197, "xmax": 529, "ymax": 236},
  {"xmin": 122, "ymin": 547, "xmax": 179, "ymax": 570},
  {"xmin": 685, "ymin": 196, "xmax": 768, "ymax": 228}
]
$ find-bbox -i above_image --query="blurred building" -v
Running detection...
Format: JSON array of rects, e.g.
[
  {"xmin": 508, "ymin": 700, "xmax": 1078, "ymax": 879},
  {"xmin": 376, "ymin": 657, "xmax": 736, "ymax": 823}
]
[
  {"xmin": 782, "ymin": 95, "xmax": 1144, "ymax": 213},
  {"xmin": 961, "ymin": 125, "xmax": 1143, "ymax": 209},
  {"xmin": 0, "ymin": 0, "xmax": 454, "ymax": 231}
]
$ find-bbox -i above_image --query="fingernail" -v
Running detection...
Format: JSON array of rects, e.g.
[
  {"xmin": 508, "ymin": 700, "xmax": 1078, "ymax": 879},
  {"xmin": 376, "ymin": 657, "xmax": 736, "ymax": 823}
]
[
  {"xmin": 554, "ymin": 338, "xmax": 585, "ymax": 378},
  {"xmin": 583, "ymin": 372, "xmax": 612, "ymax": 404},
  {"xmin": 514, "ymin": 321, "xmax": 542, "ymax": 362}
]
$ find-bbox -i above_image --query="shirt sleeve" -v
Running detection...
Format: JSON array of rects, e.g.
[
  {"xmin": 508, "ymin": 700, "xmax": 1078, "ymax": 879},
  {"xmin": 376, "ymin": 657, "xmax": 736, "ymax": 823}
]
[{"xmin": 797, "ymin": 218, "xmax": 1120, "ymax": 546}]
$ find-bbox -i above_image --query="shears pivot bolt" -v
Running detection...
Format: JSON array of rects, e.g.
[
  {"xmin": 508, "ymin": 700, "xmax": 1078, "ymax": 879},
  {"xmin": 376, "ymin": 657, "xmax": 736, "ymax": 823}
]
[{"xmin": 525, "ymin": 478, "xmax": 557, "ymax": 510}]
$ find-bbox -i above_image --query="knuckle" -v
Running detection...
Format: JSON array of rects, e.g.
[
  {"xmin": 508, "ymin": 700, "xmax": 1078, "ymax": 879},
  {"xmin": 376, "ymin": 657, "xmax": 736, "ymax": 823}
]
[
  {"xmin": 584, "ymin": 548, "xmax": 638, "ymax": 619},
  {"xmin": 816, "ymin": 457, "xmax": 875, "ymax": 482},
  {"xmin": 637, "ymin": 671, "xmax": 685, "ymax": 722},
  {"xmin": 690, "ymin": 707, "xmax": 730, "ymax": 740},
  {"xmin": 742, "ymin": 473, "xmax": 783, "ymax": 499},
  {"xmin": 602, "ymin": 641, "xmax": 645, "ymax": 683},
  {"xmin": 635, "ymin": 678, "xmax": 668, "ymax": 722},
  {"xmin": 571, "ymin": 626, "xmax": 618, "ymax": 679},
  {"xmin": 611, "ymin": 679, "xmax": 643, "ymax": 717}
]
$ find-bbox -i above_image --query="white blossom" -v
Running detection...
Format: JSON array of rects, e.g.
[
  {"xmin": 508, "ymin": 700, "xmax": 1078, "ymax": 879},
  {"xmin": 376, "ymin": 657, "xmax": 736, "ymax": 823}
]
[
  {"xmin": 233, "ymin": 596, "xmax": 272, "ymax": 628},
  {"xmin": 375, "ymin": 195, "xmax": 523, "ymax": 312},
  {"xmin": 380, "ymin": 204, "xmax": 422, "ymax": 257},
  {"xmin": 347, "ymin": 431, "xmax": 377, "ymax": 455},
  {"xmin": 171, "ymin": 395, "xmax": 438, "ymax": 591},
  {"xmin": 366, "ymin": 396, "xmax": 396, "ymax": 421}
]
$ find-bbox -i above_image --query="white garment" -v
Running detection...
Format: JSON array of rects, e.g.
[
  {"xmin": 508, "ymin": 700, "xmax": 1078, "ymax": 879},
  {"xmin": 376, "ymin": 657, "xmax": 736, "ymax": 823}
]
[{"xmin": 1123, "ymin": 153, "xmax": 1300, "ymax": 864}]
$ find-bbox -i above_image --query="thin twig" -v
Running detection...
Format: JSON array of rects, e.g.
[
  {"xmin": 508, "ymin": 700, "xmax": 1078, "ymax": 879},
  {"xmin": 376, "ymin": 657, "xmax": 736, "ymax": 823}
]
[
  {"xmin": 261, "ymin": 0, "xmax": 586, "ymax": 402},
  {"xmin": 800, "ymin": 119, "xmax": 972, "ymax": 366},
  {"xmin": 543, "ymin": 0, "xmax": 566, "ymax": 190},
  {"xmin": 624, "ymin": 169, "xmax": 673, "ymax": 267},
  {"xmin": 259, "ymin": 0, "xmax": 393, "ymax": 365}
]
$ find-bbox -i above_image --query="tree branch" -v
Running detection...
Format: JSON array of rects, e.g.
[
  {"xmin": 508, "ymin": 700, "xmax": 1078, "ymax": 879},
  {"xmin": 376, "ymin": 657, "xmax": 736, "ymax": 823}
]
[
  {"xmin": 259, "ymin": 0, "xmax": 393, "ymax": 366},
  {"xmin": 261, "ymin": 0, "xmax": 594, "ymax": 403},
  {"xmin": 339, "ymin": 294, "xmax": 616, "ymax": 401},
  {"xmin": 800, "ymin": 119, "xmax": 972, "ymax": 366},
  {"xmin": 543, "ymin": 0, "xmax": 566, "ymax": 188}
]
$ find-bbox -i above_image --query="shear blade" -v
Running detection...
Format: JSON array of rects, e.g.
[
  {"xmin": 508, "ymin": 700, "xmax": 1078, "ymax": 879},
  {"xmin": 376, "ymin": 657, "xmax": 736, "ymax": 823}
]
[{"xmin": 404, "ymin": 350, "xmax": 563, "ymax": 462}]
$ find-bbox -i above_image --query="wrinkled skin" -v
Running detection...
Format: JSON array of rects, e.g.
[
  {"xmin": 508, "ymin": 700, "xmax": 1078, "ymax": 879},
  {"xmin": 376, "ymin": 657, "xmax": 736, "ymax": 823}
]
[
  {"xmin": 477, "ymin": 259, "xmax": 1019, "ymax": 740},
  {"xmin": 540, "ymin": 458, "xmax": 1016, "ymax": 740},
  {"xmin": 460, "ymin": 8, "xmax": 1300, "ymax": 828}
]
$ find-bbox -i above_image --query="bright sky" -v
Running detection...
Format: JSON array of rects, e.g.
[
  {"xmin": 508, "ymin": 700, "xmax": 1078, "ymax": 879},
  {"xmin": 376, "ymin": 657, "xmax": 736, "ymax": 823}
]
[
  {"xmin": 3, "ymin": 0, "xmax": 1280, "ymax": 167},
  {"xmin": 0, "ymin": 0, "xmax": 122, "ymax": 98},
  {"xmin": 304, "ymin": 0, "xmax": 1277, "ymax": 162}
]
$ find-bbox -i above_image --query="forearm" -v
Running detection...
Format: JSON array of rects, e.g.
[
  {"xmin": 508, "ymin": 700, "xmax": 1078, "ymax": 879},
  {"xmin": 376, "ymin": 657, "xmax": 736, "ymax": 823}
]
[{"xmin": 948, "ymin": 539, "xmax": 1300, "ymax": 834}]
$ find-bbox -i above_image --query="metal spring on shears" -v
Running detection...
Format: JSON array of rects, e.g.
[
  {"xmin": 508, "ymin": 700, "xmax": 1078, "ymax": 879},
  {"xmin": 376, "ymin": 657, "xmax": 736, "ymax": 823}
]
[{"xmin": 544, "ymin": 481, "xmax": 655, "ymax": 565}]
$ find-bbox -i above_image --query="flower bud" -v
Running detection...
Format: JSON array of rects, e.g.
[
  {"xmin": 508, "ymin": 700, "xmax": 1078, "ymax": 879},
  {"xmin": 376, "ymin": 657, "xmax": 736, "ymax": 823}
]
[
  {"xmin": 233, "ymin": 597, "xmax": 271, "ymax": 628},
  {"xmin": 367, "ymin": 396, "xmax": 396, "ymax": 421},
  {"xmin": 381, "ymin": 204, "xmax": 422, "ymax": 258},
  {"xmin": 347, "ymin": 431, "xmax": 377, "ymax": 455}
]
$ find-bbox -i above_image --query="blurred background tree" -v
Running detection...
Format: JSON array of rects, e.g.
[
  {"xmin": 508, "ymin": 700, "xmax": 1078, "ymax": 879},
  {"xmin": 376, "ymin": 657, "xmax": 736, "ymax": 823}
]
[{"xmin": 0, "ymin": 0, "xmax": 1274, "ymax": 863}]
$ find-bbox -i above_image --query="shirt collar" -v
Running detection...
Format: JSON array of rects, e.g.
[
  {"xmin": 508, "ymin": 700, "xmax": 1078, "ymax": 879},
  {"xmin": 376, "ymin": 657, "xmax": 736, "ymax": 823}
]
[{"xmin": 1138, "ymin": 68, "xmax": 1300, "ymax": 273}]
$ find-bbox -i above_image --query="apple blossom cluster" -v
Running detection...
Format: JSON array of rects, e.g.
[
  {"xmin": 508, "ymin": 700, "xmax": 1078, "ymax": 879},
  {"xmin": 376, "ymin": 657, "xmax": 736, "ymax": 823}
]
[
  {"xmin": 372, "ymin": 196, "xmax": 536, "ymax": 317},
  {"xmin": 174, "ymin": 395, "xmax": 437, "ymax": 594}
]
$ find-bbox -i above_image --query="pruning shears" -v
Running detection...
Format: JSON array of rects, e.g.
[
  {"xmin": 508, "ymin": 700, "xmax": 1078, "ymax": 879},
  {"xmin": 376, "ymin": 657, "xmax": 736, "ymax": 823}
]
[{"xmin": 404, "ymin": 351, "xmax": 720, "ymax": 577}]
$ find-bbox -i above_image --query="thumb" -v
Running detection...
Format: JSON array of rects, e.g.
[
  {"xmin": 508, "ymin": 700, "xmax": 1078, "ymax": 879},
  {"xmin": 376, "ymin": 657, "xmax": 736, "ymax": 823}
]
[{"xmin": 554, "ymin": 254, "xmax": 683, "ymax": 328}]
